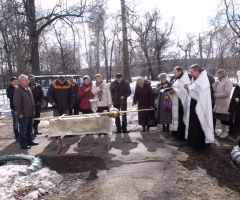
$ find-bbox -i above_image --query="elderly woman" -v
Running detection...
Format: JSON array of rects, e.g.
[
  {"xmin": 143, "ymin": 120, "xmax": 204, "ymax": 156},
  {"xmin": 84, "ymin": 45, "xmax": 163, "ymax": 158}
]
[
  {"xmin": 213, "ymin": 69, "xmax": 233, "ymax": 138},
  {"xmin": 155, "ymin": 73, "xmax": 172, "ymax": 132},
  {"xmin": 91, "ymin": 74, "xmax": 112, "ymax": 112},
  {"xmin": 228, "ymin": 71, "xmax": 240, "ymax": 139},
  {"xmin": 132, "ymin": 78, "xmax": 154, "ymax": 132}
]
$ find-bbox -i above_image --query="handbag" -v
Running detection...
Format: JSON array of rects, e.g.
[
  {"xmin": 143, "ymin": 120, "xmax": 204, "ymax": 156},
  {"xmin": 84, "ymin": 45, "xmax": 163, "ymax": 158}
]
[
  {"xmin": 163, "ymin": 96, "xmax": 172, "ymax": 111},
  {"xmin": 147, "ymin": 117, "xmax": 158, "ymax": 127}
]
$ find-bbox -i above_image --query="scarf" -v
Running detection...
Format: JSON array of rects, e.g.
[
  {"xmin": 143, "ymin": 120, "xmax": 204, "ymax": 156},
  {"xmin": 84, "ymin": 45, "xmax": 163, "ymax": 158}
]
[{"xmin": 96, "ymin": 82, "xmax": 103, "ymax": 101}]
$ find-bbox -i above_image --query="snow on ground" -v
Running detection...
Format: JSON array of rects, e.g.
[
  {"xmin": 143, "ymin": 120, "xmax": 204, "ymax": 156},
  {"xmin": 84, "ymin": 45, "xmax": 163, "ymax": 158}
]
[{"xmin": 0, "ymin": 163, "xmax": 84, "ymax": 200}]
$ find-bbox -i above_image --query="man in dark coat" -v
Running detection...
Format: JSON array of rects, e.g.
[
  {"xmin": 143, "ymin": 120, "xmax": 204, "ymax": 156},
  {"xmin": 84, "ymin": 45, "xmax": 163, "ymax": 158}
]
[
  {"xmin": 28, "ymin": 74, "xmax": 44, "ymax": 135},
  {"xmin": 6, "ymin": 76, "xmax": 19, "ymax": 141},
  {"xmin": 13, "ymin": 74, "xmax": 38, "ymax": 149},
  {"xmin": 47, "ymin": 76, "xmax": 75, "ymax": 117},
  {"xmin": 68, "ymin": 76, "xmax": 80, "ymax": 115},
  {"xmin": 110, "ymin": 73, "xmax": 131, "ymax": 133},
  {"xmin": 47, "ymin": 75, "xmax": 75, "ymax": 153},
  {"xmin": 229, "ymin": 71, "xmax": 240, "ymax": 139},
  {"xmin": 132, "ymin": 78, "xmax": 154, "ymax": 132}
]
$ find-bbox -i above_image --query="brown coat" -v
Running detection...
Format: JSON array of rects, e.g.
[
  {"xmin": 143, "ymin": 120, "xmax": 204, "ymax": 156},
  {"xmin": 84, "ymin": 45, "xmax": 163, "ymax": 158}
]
[
  {"xmin": 133, "ymin": 80, "xmax": 154, "ymax": 126},
  {"xmin": 13, "ymin": 85, "xmax": 35, "ymax": 117},
  {"xmin": 213, "ymin": 76, "xmax": 233, "ymax": 114}
]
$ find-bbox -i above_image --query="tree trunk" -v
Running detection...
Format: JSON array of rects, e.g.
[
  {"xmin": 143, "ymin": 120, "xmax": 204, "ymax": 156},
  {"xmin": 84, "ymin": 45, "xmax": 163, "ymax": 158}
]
[
  {"xmin": 120, "ymin": 0, "xmax": 131, "ymax": 82},
  {"xmin": 103, "ymin": 30, "xmax": 109, "ymax": 82}
]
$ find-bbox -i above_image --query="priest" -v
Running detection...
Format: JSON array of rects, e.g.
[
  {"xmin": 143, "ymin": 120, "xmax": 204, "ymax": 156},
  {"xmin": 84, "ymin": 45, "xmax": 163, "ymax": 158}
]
[
  {"xmin": 184, "ymin": 64, "xmax": 214, "ymax": 150},
  {"xmin": 169, "ymin": 66, "xmax": 191, "ymax": 140}
]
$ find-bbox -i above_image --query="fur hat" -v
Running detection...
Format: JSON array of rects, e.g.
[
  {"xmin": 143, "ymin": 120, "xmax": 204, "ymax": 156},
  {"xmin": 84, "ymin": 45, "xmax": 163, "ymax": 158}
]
[{"xmin": 158, "ymin": 73, "xmax": 167, "ymax": 80}]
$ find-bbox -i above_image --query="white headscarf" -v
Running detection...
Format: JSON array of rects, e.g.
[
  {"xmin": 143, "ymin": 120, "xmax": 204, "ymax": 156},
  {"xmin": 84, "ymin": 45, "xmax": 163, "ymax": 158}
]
[{"xmin": 237, "ymin": 71, "xmax": 240, "ymax": 87}]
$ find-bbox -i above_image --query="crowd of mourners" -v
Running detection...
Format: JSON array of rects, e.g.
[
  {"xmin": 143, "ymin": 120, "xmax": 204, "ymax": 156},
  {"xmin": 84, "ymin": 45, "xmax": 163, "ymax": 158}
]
[{"xmin": 5, "ymin": 64, "xmax": 240, "ymax": 150}]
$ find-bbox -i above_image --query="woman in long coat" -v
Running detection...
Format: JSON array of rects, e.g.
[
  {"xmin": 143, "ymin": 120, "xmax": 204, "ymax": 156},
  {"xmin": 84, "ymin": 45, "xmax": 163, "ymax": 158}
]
[
  {"xmin": 132, "ymin": 78, "xmax": 154, "ymax": 132},
  {"xmin": 155, "ymin": 73, "xmax": 172, "ymax": 132},
  {"xmin": 229, "ymin": 71, "xmax": 240, "ymax": 139},
  {"xmin": 213, "ymin": 69, "xmax": 232, "ymax": 138}
]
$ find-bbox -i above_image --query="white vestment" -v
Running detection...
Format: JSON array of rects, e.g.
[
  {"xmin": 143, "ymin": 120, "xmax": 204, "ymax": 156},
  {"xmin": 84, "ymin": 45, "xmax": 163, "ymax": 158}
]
[
  {"xmin": 185, "ymin": 70, "xmax": 214, "ymax": 143},
  {"xmin": 171, "ymin": 72, "xmax": 191, "ymax": 129}
]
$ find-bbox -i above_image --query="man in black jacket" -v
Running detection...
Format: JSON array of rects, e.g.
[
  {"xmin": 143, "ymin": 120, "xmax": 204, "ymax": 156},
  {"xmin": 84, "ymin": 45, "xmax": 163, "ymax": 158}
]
[
  {"xmin": 110, "ymin": 73, "xmax": 131, "ymax": 133},
  {"xmin": 28, "ymin": 74, "xmax": 44, "ymax": 135},
  {"xmin": 6, "ymin": 76, "xmax": 19, "ymax": 141}
]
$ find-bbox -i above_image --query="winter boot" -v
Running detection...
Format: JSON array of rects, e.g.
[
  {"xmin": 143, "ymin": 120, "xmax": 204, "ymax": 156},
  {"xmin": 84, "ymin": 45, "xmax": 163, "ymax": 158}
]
[
  {"xmin": 166, "ymin": 124, "xmax": 170, "ymax": 132},
  {"xmin": 33, "ymin": 126, "xmax": 42, "ymax": 135},
  {"xmin": 141, "ymin": 126, "xmax": 146, "ymax": 132},
  {"xmin": 162, "ymin": 125, "xmax": 166, "ymax": 132},
  {"xmin": 146, "ymin": 126, "xmax": 150, "ymax": 132},
  {"xmin": 216, "ymin": 124, "xmax": 224, "ymax": 137},
  {"xmin": 220, "ymin": 125, "xmax": 229, "ymax": 138}
]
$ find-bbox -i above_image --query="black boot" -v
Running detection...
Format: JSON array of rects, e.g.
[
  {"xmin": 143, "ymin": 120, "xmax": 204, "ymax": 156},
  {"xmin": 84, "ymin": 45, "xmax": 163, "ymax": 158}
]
[
  {"xmin": 166, "ymin": 124, "xmax": 170, "ymax": 132},
  {"xmin": 33, "ymin": 126, "xmax": 42, "ymax": 135},
  {"xmin": 162, "ymin": 125, "xmax": 166, "ymax": 132},
  {"xmin": 146, "ymin": 126, "xmax": 150, "ymax": 132},
  {"xmin": 141, "ymin": 126, "xmax": 146, "ymax": 132}
]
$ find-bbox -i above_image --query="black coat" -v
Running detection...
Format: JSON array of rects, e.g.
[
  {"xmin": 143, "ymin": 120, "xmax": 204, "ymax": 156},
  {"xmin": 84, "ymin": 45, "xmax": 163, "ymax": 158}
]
[
  {"xmin": 6, "ymin": 83, "xmax": 16, "ymax": 109},
  {"xmin": 110, "ymin": 79, "xmax": 131, "ymax": 104},
  {"xmin": 228, "ymin": 85, "xmax": 240, "ymax": 136},
  {"xmin": 28, "ymin": 82, "xmax": 44, "ymax": 113}
]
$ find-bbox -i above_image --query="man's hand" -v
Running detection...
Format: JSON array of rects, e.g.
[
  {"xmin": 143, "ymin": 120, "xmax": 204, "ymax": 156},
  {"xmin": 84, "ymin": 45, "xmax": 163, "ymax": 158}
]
[
  {"xmin": 168, "ymin": 89, "xmax": 174, "ymax": 94},
  {"xmin": 184, "ymin": 84, "xmax": 188, "ymax": 89},
  {"xmin": 132, "ymin": 103, "xmax": 135, "ymax": 106},
  {"xmin": 235, "ymin": 98, "xmax": 239, "ymax": 103},
  {"xmin": 213, "ymin": 93, "xmax": 217, "ymax": 98},
  {"xmin": 52, "ymin": 102, "xmax": 56, "ymax": 106},
  {"xmin": 229, "ymin": 112, "xmax": 232, "ymax": 116},
  {"xmin": 120, "ymin": 96, "xmax": 124, "ymax": 100},
  {"xmin": 150, "ymin": 106, "xmax": 154, "ymax": 109},
  {"xmin": 19, "ymin": 115, "xmax": 23, "ymax": 119},
  {"xmin": 85, "ymin": 88, "xmax": 90, "ymax": 92},
  {"xmin": 108, "ymin": 104, "xmax": 112, "ymax": 108},
  {"xmin": 36, "ymin": 102, "xmax": 40, "ymax": 106},
  {"xmin": 30, "ymin": 85, "xmax": 35, "ymax": 90},
  {"xmin": 214, "ymin": 81, "xmax": 219, "ymax": 85},
  {"xmin": 163, "ymin": 84, "xmax": 168, "ymax": 88}
]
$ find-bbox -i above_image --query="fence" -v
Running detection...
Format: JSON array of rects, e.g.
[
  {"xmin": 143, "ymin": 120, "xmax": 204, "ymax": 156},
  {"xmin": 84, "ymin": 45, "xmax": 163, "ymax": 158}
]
[{"xmin": 0, "ymin": 82, "xmax": 9, "ymax": 105}]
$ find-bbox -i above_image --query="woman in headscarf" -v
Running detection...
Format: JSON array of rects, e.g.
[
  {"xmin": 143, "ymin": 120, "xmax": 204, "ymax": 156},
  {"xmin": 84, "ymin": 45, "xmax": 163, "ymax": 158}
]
[
  {"xmin": 228, "ymin": 71, "xmax": 240, "ymax": 139},
  {"xmin": 155, "ymin": 73, "xmax": 172, "ymax": 132},
  {"xmin": 91, "ymin": 74, "xmax": 112, "ymax": 113},
  {"xmin": 213, "ymin": 69, "xmax": 233, "ymax": 138},
  {"xmin": 78, "ymin": 75, "xmax": 94, "ymax": 114},
  {"xmin": 132, "ymin": 78, "xmax": 154, "ymax": 132}
]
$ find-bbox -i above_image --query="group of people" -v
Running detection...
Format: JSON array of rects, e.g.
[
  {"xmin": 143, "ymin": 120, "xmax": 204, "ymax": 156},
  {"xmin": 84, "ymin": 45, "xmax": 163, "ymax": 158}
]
[
  {"xmin": 6, "ymin": 72, "xmax": 133, "ymax": 149},
  {"xmin": 136, "ymin": 64, "xmax": 240, "ymax": 150},
  {"xmin": 6, "ymin": 66, "xmax": 240, "ymax": 151}
]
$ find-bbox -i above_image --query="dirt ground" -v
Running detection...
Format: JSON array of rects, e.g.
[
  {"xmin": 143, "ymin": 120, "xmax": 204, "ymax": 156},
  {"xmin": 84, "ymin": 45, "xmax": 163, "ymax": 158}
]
[{"xmin": 0, "ymin": 109, "xmax": 240, "ymax": 200}]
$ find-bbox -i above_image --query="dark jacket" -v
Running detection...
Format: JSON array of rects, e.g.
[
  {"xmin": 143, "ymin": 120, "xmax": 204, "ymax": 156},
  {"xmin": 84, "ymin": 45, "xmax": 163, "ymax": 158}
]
[
  {"xmin": 228, "ymin": 85, "xmax": 240, "ymax": 136},
  {"xmin": 13, "ymin": 85, "xmax": 35, "ymax": 117},
  {"xmin": 28, "ymin": 82, "xmax": 44, "ymax": 113},
  {"xmin": 78, "ymin": 83, "xmax": 94, "ymax": 110},
  {"xmin": 133, "ymin": 80, "xmax": 154, "ymax": 125},
  {"xmin": 6, "ymin": 83, "xmax": 16, "ymax": 109},
  {"xmin": 110, "ymin": 79, "xmax": 131, "ymax": 104},
  {"xmin": 47, "ymin": 79, "xmax": 75, "ymax": 114},
  {"xmin": 73, "ymin": 83, "xmax": 80, "ymax": 106},
  {"xmin": 156, "ymin": 80, "xmax": 172, "ymax": 125}
]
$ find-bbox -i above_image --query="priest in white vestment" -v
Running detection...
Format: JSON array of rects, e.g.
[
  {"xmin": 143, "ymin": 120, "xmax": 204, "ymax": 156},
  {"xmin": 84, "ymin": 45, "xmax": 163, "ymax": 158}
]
[
  {"xmin": 169, "ymin": 67, "xmax": 191, "ymax": 140},
  {"xmin": 184, "ymin": 64, "xmax": 214, "ymax": 150}
]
